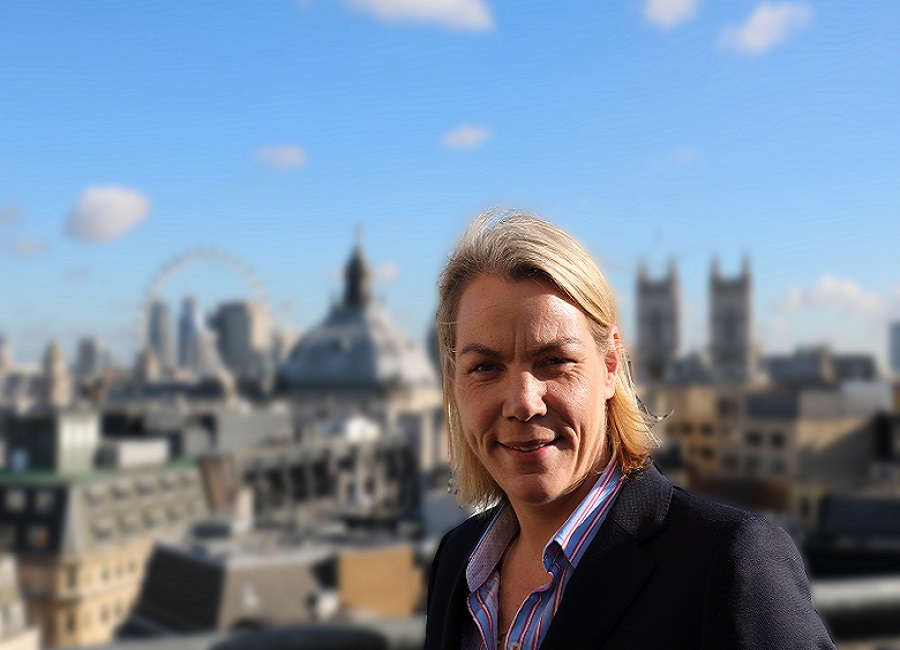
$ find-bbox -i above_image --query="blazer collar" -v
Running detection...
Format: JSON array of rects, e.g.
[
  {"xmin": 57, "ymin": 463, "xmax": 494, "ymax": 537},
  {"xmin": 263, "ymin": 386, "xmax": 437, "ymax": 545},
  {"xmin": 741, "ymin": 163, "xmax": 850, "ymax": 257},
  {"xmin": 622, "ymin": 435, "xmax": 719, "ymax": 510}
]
[{"xmin": 539, "ymin": 466, "xmax": 673, "ymax": 649}]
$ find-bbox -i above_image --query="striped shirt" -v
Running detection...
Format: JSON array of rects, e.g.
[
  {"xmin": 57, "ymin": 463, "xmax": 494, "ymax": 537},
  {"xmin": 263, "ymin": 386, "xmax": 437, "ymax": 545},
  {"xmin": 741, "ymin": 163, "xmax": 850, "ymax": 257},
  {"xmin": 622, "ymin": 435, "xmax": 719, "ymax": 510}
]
[{"xmin": 462, "ymin": 459, "xmax": 625, "ymax": 650}]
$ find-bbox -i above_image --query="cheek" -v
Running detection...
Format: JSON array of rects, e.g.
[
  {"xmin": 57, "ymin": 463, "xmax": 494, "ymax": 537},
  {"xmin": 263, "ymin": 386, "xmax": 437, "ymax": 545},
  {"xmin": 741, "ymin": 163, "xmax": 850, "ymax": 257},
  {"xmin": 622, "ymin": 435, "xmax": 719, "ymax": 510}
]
[
  {"xmin": 553, "ymin": 382, "xmax": 593, "ymax": 419},
  {"xmin": 456, "ymin": 381, "xmax": 492, "ymax": 416}
]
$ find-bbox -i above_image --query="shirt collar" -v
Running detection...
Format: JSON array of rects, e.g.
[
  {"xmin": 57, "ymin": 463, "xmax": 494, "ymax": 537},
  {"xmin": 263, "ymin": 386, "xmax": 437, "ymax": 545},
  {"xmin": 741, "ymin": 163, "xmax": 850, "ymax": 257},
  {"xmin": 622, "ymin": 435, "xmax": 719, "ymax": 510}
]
[
  {"xmin": 552, "ymin": 457, "xmax": 622, "ymax": 566},
  {"xmin": 465, "ymin": 501, "xmax": 518, "ymax": 591},
  {"xmin": 465, "ymin": 457, "xmax": 623, "ymax": 591}
]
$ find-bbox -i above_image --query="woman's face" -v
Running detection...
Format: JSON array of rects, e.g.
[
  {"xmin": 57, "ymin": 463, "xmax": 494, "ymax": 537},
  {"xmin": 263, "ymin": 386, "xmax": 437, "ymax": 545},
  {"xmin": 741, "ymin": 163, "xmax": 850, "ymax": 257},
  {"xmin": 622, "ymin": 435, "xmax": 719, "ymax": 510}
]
[{"xmin": 453, "ymin": 274, "xmax": 618, "ymax": 515}]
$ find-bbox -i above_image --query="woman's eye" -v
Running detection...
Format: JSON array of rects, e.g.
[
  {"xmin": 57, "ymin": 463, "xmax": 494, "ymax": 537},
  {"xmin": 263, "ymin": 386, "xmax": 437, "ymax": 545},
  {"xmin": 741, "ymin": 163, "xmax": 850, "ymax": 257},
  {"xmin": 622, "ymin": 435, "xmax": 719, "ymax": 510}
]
[
  {"xmin": 471, "ymin": 362, "xmax": 498, "ymax": 374},
  {"xmin": 542, "ymin": 357, "xmax": 569, "ymax": 367}
]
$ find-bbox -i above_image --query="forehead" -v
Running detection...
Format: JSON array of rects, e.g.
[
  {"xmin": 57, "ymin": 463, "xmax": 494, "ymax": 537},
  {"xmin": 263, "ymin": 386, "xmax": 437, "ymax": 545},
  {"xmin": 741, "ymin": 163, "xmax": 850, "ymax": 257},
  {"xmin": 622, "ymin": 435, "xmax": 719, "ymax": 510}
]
[{"xmin": 455, "ymin": 275, "xmax": 592, "ymax": 347}]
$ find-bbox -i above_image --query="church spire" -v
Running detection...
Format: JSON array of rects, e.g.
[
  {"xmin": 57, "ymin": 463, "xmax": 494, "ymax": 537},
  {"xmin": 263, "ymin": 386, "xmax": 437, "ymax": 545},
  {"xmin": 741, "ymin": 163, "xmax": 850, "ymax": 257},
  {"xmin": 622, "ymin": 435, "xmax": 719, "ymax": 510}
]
[{"xmin": 344, "ymin": 226, "xmax": 372, "ymax": 308}]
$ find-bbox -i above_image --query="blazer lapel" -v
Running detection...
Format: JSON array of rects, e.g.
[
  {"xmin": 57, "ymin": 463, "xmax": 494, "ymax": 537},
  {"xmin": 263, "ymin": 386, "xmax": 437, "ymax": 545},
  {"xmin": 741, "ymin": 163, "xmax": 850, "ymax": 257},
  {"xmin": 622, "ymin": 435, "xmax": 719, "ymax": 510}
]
[
  {"xmin": 539, "ymin": 467, "xmax": 673, "ymax": 649},
  {"xmin": 428, "ymin": 510, "xmax": 497, "ymax": 650},
  {"xmin": 440, "ymin": 559, "xmax": 473, "ymax": 649}
]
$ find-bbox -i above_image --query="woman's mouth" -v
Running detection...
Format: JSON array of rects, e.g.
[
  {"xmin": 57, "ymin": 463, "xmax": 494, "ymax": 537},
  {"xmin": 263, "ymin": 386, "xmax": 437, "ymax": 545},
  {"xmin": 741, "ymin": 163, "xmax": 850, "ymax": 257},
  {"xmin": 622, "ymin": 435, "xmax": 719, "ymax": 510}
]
[{"xmin": 501, "ymin": 439, "xmax": 556, "ymax": 452}]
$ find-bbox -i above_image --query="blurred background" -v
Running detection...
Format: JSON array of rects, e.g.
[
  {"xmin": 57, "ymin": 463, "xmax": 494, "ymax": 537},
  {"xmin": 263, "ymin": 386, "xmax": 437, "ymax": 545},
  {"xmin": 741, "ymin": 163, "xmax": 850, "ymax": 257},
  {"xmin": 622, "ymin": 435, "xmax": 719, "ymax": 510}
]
[{"xmin": 1, "ymin": 1, "xmax": 899, "ymax": 649}]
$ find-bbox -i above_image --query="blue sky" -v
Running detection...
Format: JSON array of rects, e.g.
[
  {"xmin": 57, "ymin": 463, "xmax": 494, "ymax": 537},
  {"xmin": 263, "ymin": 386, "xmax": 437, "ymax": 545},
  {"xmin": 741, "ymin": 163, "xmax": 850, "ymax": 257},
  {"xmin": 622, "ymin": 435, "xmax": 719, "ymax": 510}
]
[{"xmin": 1, "ymin": 0, "xmax": 898, "ymax": 368}]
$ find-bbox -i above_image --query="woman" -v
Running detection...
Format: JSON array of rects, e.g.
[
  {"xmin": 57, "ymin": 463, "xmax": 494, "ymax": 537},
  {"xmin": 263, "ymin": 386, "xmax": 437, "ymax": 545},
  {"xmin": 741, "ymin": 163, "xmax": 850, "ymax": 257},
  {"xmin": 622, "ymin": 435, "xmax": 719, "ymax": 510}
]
[{"xmin": 424, "ymin": 211, "xmax": 834, "ymax": 649}]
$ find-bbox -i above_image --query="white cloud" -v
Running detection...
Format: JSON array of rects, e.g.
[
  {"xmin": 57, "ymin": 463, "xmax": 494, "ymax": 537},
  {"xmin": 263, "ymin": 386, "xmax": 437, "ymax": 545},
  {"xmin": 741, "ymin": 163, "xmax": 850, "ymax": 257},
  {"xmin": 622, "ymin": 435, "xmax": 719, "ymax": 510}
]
[
  {"xmin": 643, "ymin": 0, "xmax": 698, "ymax": 29},
  {"xmin": 255, "ymin": 145, "xmax": 308, "ymax": 170},
  {"xmin": 10, "ymin": 238, "xmax": 49, "ymax": 257},
  {"xmin": 777, "ymin": 276, "xmax": 883, "ymax": 317},
  {"xmin": 719, "ymin": 2, "xmax": 812, "ymax": 55},
  {"xmin": 66, "ymin": 186, "xmax": 150, "ymax": 242},
  {"xmin": 442, "ymin": 124, "xmax": 491, "ymax": 150},
  {"xmin": 345, "ymin": 0, "xmax": 492, "ymax": 31},
  {"xmin": 0, "ymin": 203, "xmax": 21, "ymax": 224},
  {"xmin": 376, "ymin": 261, "xmax": 399, "ymax": 282}
]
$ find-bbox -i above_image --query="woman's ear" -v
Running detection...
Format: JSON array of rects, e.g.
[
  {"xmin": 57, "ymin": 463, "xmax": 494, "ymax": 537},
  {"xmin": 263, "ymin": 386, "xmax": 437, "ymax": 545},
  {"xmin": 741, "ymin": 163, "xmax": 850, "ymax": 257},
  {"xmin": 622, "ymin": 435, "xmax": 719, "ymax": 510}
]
[{"xmin": 604, "ymin": 326, "xmax": 620, "ymax": 398}]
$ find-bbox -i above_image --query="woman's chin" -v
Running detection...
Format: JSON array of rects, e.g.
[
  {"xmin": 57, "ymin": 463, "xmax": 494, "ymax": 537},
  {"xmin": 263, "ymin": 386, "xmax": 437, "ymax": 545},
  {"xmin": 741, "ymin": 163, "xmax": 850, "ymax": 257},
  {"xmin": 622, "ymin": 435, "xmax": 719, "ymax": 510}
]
[{"xmin": 503, "ymin": 473, "xmax": 593, "ymax": 514}]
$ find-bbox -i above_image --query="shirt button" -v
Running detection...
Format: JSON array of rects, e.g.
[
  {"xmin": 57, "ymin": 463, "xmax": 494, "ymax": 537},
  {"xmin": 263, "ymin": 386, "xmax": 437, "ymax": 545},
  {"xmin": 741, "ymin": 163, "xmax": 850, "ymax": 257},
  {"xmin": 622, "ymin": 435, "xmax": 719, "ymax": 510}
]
[{"xmin": 510, "ymin": 644, "xmax": 521, "ymax": 650}]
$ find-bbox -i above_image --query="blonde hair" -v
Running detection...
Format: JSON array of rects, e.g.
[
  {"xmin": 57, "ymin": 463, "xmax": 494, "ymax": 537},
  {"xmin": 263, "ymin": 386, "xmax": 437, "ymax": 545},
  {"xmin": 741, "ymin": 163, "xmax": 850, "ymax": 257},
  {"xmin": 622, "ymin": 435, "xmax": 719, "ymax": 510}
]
[{"xmin": 437, "ymin": 210, "xmax": 658, "ymax": 509}]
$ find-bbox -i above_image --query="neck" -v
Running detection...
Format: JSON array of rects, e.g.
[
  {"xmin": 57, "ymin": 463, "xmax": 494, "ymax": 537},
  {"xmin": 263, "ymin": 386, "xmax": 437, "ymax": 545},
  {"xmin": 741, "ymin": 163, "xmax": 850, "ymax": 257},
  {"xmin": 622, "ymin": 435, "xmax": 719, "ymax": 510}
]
[{"xmin": 509, "ymin": 472, "xmax": 604, "ymax": 552}]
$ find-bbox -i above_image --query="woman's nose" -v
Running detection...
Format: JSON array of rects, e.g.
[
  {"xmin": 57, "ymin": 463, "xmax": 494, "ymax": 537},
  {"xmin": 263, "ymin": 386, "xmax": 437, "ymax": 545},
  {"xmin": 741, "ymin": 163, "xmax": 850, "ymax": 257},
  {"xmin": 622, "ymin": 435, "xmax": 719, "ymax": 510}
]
[{"xmin": 501, "ymin": 371, "xmax": 547, "ymax": 421}]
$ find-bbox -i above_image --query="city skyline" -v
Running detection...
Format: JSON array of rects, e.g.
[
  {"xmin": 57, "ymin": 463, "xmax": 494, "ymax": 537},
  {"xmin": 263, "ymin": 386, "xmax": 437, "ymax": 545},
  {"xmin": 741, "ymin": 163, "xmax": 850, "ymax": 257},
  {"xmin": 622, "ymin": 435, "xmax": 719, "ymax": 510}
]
[{"xmin": 1, "ymin": 1, "xmax": 898, "ymax": 366}]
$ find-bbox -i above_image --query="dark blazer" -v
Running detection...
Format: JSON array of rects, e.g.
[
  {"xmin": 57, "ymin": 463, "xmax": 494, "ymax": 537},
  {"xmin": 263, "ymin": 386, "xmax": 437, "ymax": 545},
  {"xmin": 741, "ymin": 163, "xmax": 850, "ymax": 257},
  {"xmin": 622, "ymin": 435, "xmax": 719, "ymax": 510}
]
[{"xmin": 424, "ymin": 466, "xmax": 835, "ymax": 649}]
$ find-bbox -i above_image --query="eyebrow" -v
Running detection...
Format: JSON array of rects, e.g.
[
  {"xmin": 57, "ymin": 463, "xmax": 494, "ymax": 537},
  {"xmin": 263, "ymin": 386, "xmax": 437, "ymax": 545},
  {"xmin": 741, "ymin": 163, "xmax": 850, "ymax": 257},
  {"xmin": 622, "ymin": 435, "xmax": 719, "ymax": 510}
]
[
  {"xmin": 457, "ymin": 338, "xmax": 583, "ymax": 358},
  {"xmin": 457, "ymin": 343, "xmax": 499, "ymax": 358}
]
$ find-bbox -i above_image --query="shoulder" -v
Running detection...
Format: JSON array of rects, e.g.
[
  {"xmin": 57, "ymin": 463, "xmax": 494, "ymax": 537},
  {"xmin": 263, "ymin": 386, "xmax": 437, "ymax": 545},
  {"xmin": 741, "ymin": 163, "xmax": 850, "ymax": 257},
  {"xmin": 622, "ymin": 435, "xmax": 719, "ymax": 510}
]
[
  {"xmin": 640, "ymin": 479, "xmax": 807, "ymax": 578},
  {"xmin": 581, "ymin": 468, "xmax": 834, "ymax": 647},
  {"xmin": 672, "ymin": 489, "xmax": 811, "ymax": 595},
  {"xmin": 670, "ymin": 485, "xmax": 796, "ymax": 548},
  {"xmin": 665, "ymin": 488, "xmax": 833, "ymax": 647}
]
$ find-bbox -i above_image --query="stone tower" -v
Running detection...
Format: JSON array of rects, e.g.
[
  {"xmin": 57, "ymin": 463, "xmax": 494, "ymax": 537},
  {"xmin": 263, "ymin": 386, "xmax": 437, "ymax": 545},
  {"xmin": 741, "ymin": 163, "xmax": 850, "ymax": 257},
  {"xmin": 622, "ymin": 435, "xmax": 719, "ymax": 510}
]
[
  {"xmin": 709, "ymin": 257, "xmax": 755, "ymax": 383},
  {"xmin": 636, "ymin": 261, "xmax": 680, "ymax": 383}
]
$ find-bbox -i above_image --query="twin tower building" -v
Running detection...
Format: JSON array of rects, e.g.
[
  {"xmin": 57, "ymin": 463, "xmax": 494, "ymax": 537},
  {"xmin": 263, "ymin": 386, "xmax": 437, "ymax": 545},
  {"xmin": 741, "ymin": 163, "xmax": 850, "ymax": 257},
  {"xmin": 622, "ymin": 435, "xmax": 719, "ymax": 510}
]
[{"xmin": 636, "ymin": 259, "xmax": 756, "ymax": 385}]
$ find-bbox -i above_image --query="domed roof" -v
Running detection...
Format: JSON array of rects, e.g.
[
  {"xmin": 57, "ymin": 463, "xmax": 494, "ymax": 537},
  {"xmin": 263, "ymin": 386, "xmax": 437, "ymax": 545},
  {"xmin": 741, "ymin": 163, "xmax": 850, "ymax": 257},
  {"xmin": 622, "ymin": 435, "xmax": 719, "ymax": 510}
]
[{"xmin": 279, "ymin": 241, "xmax": 438, "ymax": 393}]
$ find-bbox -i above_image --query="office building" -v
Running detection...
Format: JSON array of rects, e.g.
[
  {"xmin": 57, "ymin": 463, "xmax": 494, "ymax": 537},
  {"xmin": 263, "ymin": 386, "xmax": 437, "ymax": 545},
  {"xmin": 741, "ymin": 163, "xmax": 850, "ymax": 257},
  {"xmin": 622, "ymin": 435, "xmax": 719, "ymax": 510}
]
[
  {"xmin": 0, "ymin": 411, "xmax": 209, "ymax": 648},
  {"xmin": 210, "ymin": 301, "xmax": 271, "ymax": 379},
  {"xmin": 147, "ymin": 300, "xmax": 175, "ymax": 372}
]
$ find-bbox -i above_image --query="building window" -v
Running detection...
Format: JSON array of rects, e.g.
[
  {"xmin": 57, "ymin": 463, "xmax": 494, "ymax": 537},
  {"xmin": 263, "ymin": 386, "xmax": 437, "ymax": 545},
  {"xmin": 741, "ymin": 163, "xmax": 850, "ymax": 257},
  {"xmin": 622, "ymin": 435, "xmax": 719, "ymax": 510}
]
[
  {"xmin": 745, "ymin": 456, "xmax": 763, "ymax": 475},
  {"xmin": 27, "ymin": 525, "xmax": 49, "ymax": 550},
  {"xmin": 92, "ymin": 519, "xmax": 114, "ymax": 543},
  {"xmin": 119, "ymin": 514, "xmax": 141, "ymax": 537},
  {"xmin": 85, "ymin": 486, "xmax": 107, "ymax": 508},
  {"xmin": 722, "ymin": 456, "xmax": 739, "ymax": 471},
  {"xmin": 717, "ymin": 398, "xmax": 737, "ymax": 419},
  {"xmin": 770, "ymin": 431, "xmax": 786, "ymax": 448},
  {"xmin": 0, "ymin": 524, "xmax": 17, "ymax": 549},
  {"xmin": 143, "ymin": 509, "xmax": 164, "ymax": 528},
  {"xmin": 161, "ymin": 474, "xmax": 178, "ymax": 492},
  {"xmin": 66, "ymin": 611, "xmax": 76, "ymax": 633},
  {"xmin": 700, "ymin": 424, "xmax": 714, "ymax": 436},
  {"xmin": 770, "ymin": 459, "xmax": 787, "ymax": 475},
  {"xmin": 35, "ymin": 489, "xmax": 56, "ymax": 514},
  {"xmin": 4, "ymin": 489, "xmax": 27, "ymax": 513},
  {"xmin": 745, "ymin": 430, "xmax": 762, "ymax": 446},
  {"xmin": 112, "ymin": 481, "xmax": 132, "ymax": 503},
  {"xmin": 67, "ymin": 566, "xmax": 77, "ymax": 589},
  {"xmin": 137, "ymin": 477, "xmax": 156, "ymax": 500}
]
